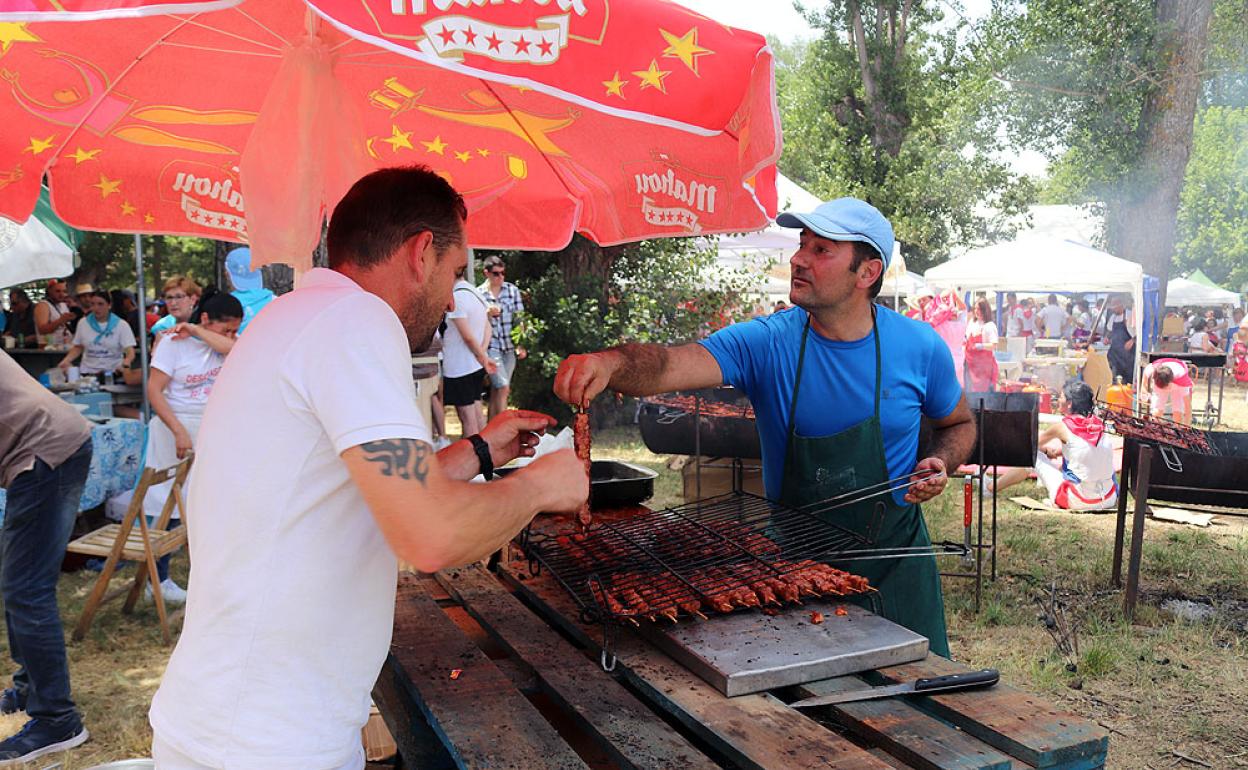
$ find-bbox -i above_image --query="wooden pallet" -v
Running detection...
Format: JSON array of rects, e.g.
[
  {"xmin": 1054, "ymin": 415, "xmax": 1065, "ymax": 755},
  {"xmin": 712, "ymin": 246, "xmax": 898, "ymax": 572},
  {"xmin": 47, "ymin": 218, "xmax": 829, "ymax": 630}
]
[{"xmin": 375, "ymin": 565, "xmax": 1108, "ymax": 769}]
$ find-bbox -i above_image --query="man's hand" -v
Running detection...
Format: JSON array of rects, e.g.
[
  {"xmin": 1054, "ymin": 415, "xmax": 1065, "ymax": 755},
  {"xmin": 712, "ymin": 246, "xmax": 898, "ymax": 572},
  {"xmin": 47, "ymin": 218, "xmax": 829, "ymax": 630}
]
[
  {"xmin": 514, "ymin": 449, "xmax": 589, "ymax": 514},
  {"xmin": 479, "ymin": 409, "xmax": 557, "ymax": 466},
  {"xmin": 904, "ymin": 457, "xmax": 948, "ymax": 504},
  {"xmin": 516, "ymin": 347, "xmax": 527, "ymax": 360},
  {"xmin": 554, "ymin": 352, "xmax": 618, "ymax": 408},
  {"xmin": 483, "ymin": 357, "xmax": 499, "ymax": 375}
]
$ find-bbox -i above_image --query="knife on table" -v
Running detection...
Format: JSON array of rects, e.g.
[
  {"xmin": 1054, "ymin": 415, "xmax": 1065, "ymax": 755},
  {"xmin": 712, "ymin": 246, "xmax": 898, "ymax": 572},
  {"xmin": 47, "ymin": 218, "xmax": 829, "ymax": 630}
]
[{"xmin": 789, "ymin": 669, "xmax": 999, "ymax": 708}]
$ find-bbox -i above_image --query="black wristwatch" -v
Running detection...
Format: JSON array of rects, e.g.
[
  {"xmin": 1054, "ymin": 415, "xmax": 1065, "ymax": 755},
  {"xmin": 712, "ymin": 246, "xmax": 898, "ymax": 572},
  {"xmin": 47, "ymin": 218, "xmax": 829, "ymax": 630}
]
[{"xmin": 468, "ymin": 434, "xmax": 494, "ymax": 480}]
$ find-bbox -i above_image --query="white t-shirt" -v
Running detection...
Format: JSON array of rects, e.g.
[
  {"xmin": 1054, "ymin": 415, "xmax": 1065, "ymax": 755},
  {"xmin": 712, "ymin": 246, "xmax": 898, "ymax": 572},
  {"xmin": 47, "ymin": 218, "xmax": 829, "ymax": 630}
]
[
  {"xmin": 149, "ymin": 268, "xmax": 429, "ymax": 768},
  {"xmin": 442, "ymin": 279, "xmax": 489, "ymax": 378},
  {"xmin": 150, "ymin": 335, "xmax": 225, "ymax": 416},
  {"xmin": 1039, "ymin": 304, "xmax": 1067, "ymax": 338},
  {"xmin": 71, "ymin": 315, "xmax": 136, "ymax": 373},
  {"xmin": 965, "ymin": 320, "xmax": 998, "ymax": 346}
]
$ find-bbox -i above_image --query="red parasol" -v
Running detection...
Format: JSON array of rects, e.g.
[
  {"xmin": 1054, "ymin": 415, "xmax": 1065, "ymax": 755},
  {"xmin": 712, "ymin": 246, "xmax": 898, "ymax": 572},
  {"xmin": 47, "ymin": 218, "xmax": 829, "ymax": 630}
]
[{"xmin": 0, "ymin": 0, "xmax": 780, "ymax": 271}]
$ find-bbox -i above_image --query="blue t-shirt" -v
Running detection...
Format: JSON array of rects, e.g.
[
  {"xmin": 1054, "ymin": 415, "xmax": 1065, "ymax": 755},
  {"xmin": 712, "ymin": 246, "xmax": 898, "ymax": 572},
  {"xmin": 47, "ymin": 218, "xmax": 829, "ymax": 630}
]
[
  {"xmin": 150, "ymin": 314, "xmax": 176, "ymax": 335},
  {"xmin": 700, "ymin": 306, "xmax": 962, "ymax": 504}
]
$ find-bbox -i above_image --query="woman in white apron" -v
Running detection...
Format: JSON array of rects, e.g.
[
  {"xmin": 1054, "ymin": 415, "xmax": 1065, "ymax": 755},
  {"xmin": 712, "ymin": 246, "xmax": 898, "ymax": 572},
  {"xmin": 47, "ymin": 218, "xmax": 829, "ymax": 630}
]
[{"xmin": 143, "ymin": 290, "xmax": 243, "ymax": 603}]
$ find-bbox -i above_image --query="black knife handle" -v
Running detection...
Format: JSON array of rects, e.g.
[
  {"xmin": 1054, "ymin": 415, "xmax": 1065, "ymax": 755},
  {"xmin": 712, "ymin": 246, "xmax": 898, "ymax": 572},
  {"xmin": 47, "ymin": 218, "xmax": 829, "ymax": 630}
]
[{"xmin": 913, "ymin": 669, "xmax": 999, "ymax": 693}]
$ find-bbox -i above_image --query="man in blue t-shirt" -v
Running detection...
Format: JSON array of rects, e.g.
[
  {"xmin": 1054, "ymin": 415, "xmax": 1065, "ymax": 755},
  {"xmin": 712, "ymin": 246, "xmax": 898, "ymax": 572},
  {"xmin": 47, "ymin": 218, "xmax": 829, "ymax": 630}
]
[{"xmin": 554, "ymin": 198, "xmax": 975, "ymax": 656}]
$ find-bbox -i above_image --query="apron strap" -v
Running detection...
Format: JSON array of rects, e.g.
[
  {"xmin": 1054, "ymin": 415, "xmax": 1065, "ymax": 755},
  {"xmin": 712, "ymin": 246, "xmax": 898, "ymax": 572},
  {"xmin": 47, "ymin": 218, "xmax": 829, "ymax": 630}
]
[{"xmin": 785, "ymin": 308, "xmax": 882, "ymax": 439}]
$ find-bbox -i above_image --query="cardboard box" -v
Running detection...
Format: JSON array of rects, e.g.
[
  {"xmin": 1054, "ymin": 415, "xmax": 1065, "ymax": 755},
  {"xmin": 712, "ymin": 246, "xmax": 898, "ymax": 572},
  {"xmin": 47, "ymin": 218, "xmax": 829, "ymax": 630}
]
[
  {"xmin": 682, "ymin": 459, "xmax": 765, "ymax": 502},
  {"xmin": 362, "ymin": 704, "xmax": 397, "ymax": 762}
]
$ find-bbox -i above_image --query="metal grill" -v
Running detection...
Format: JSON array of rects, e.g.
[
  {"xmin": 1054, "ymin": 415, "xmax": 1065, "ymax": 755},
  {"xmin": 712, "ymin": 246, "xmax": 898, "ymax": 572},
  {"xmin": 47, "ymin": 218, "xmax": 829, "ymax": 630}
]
[
  {"xmin": 518, "ymin": 472, "xmax": 967, "ymax": 628},
  {"xmin": 1097, "ymin": 403, "xmax": 1219, "ymax": 456}
]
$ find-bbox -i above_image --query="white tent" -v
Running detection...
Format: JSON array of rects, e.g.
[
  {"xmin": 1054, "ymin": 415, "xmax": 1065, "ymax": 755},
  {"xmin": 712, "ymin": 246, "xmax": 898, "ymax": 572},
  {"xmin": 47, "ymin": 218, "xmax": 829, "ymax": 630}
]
[
  {"xmin": 925, "ymin": 234, "xmax": 1145, "ymax": 375},
  {"xmin": 1166, "ymin": 276, "xmax": 1242, "ymax": 308}
]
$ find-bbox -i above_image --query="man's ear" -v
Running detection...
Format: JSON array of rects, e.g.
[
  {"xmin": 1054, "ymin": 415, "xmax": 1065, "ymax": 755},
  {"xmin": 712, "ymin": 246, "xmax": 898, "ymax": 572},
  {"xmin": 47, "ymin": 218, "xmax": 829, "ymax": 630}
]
[
  {"xmin": 859, "ymin": 258, "xmax": 884, "ymax": 289},
  {"xmin": 402, "ymin": 231, "xmax": 436, "ymax": 282}
]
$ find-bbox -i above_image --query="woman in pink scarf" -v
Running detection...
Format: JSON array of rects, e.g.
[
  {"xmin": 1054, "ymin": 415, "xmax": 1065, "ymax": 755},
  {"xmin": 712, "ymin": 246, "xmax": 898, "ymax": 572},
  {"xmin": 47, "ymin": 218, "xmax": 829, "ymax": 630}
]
[{"xmin": 913, "ymin": 288, "xmax": 967, "ymax": 386}]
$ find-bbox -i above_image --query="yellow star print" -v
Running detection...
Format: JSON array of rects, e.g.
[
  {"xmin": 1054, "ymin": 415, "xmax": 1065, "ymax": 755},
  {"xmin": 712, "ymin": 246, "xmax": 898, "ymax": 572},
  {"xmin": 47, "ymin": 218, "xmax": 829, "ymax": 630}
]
[
  {"xmin": 454, "ymin": 151, "xmax": 472, "ymax": 164},
  {"xmin": 382, "ymin": 125, "xmax": 413, "ymax": 152},
  {"xmin": 421, "ymin": 135, "xmax": 448, "ymax": 155},
  {"xmin": 660, "ymin": 28, "xmax": 713, "ymax": 75},
  {"xmin": 144, "ymin": 213, "xmax": 156, "ymax": 224},
  {"xmin": 0, "ymin": 23, "xmax": 40, "ymax": 55},
  {"xmin": 69, "ymin": 147, "xmax": 101, "ymax": 164},
  {"xmin": 92, "ymin": 174, "xmax": 121, "ymax": 199},
  {"xmin": 120, "ymin": 200, "xmax": 136, "ymax": 216},
  {"xmin": 602, "ymin": 71, "xmax": 628, "ymax": 99},
  {"xmin": 632, "ymin": 60, "xmax": 672, "ymax": 94},
  {"xmin": 23, "ymin": 135, "xmax": 55, "ymax": 155},
  {"xmin": 476, "ymin": 148, "xmax": 492, "ymax": 158}
]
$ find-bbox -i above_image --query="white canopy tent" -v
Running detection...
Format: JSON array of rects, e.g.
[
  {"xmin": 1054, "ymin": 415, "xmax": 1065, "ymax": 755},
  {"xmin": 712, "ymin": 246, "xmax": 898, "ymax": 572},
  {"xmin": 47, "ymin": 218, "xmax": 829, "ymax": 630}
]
[
  {"xmin": 1166, "ymin": 276, "xmax": 1242, "ymax": 308},
  {"xmin": 925, "ymin": 234, "xmax": 1146, "ymax": 377}
]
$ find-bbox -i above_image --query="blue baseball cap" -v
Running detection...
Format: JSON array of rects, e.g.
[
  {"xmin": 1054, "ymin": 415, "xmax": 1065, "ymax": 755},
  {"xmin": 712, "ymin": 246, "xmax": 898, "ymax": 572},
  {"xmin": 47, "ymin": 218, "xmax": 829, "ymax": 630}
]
[
  {"xmin": 225, "ymin": 247, "xmax": 263, "ymax": 291},
  {"xmin": 776, "ymin": 197, "xmax": 894, "ymax": 268}
]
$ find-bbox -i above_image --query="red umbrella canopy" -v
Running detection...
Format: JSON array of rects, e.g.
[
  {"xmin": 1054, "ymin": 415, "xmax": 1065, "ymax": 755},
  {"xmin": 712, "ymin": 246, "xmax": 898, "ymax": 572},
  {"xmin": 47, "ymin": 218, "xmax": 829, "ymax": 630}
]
[{"xmin": 0, "ymin": 0, "xmax": 780, "ymax": 270}]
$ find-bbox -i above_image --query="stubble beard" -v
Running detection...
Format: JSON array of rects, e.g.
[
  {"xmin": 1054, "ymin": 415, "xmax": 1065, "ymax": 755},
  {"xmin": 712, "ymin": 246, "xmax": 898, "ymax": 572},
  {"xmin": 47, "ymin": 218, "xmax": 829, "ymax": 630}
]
[{"xmin": 400, "ymin": 285, "xmax": 444, "ymax": 353}]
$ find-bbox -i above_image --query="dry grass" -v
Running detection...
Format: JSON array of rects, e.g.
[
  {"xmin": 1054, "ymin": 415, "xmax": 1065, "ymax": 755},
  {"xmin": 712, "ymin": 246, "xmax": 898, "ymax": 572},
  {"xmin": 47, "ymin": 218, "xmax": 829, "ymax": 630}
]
[{"xmin": 4, "ymin": 384, "xmax": 1246, "ymax": 767}]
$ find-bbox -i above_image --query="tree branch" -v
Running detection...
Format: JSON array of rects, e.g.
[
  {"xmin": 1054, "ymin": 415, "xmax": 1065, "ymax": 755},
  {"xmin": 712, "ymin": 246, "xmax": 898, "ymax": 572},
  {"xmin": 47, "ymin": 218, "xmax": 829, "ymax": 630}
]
[
  {"xmin": 848, "ymin": 0, "xmax": 880, "ymax": 106},
  {"xmin": 898, "ymin": 0, "xmax": 913, "ymax": 59},
  {"xmin": 992, "ymin": 74, "xmax": 1099, "ymax": 99}
]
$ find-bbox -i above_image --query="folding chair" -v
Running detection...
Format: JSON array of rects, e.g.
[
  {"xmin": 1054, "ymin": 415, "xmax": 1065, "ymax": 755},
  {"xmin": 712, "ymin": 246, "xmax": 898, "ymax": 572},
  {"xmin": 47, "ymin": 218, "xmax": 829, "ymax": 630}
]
[{"xmin": 67, "ymin": 455, "xmax": 193, "ymax": 644}]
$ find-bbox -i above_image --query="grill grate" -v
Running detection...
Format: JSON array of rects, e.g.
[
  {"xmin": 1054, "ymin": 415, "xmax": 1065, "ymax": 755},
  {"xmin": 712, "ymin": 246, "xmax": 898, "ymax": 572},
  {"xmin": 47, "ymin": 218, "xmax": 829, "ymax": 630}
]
[
  {"xmin": 519, "ymin": 472, "xmax": 967, "ymax": 628},
  {"xmin": 1097, "ymin": 403, "xmax": 1219, "ymax": 456}
]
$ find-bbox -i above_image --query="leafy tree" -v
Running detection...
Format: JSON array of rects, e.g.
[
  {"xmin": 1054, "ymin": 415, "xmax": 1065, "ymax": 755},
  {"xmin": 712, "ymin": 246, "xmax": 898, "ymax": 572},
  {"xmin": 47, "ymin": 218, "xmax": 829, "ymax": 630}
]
[
  {"xmin": 1174, "ymin": 106, "xmax": 1248, "ymax": 290},
  {"xmin": 983, "ymin": 0, "xmax": 1234, "ymax": 302},
  {"xmin": 487, "ymin": 235, "xmax": 758, "ymax": 422},
  {"xmin": 774, "ymin": 1, "xmax": 1035, "ymax": 270},
  {"xmin": 75, "ymin": 233, "xmax": 216, "ymax": 297}
]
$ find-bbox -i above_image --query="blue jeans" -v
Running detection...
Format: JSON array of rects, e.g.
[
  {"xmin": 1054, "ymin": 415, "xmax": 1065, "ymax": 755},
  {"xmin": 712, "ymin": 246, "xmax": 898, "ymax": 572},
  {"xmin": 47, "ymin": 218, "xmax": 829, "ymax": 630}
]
[
  {"xmin": 154, "ymin": 517, "xmax": 183, "ymax": 583},
  {"xmin": 1, "ymin": 439, "xmax": 91, "ymax": 729}
]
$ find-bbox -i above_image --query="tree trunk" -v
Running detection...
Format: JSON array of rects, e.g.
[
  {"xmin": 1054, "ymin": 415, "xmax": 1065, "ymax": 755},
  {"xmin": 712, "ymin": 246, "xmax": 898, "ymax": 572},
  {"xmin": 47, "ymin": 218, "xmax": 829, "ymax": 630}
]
[
  {"xmin": 555, "ymin": 234, "xmax": 619, "ymax": 302},
  {"xmin": 1106, "ymin": 0, "xmax": 1214, "ymax": 310}
]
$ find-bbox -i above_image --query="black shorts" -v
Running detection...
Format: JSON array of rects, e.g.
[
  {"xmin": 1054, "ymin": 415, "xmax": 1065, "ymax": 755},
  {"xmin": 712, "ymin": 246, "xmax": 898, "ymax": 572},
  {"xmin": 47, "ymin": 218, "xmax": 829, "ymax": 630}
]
[{"xmin": 443, "ymin": 369, "xmax": 485, "ymax": 406}]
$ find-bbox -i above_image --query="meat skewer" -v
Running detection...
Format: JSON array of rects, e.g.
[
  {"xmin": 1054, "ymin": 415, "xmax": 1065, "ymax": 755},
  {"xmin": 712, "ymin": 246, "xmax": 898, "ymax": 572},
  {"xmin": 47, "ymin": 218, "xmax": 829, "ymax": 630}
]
[{"xmin": 573, "ymin": 410, "xmax": 593, "ymax": 531}]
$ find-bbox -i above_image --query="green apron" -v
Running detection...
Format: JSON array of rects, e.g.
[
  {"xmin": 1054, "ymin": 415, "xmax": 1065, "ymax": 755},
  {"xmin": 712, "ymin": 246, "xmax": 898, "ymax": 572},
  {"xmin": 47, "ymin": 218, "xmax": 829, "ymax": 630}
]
[{"xmin": 778, "ymin": 311, "xmax": 950, "ymax": 657}]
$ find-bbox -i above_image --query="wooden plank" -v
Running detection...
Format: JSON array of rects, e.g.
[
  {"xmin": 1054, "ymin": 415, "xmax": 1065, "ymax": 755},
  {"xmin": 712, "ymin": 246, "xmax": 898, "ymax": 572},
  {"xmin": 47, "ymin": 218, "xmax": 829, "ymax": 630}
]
[
  {"xmin": 437, "ymin": 565, "xmax": 718, "ymax": 770},
  {"xmin": 871, "ymin": 657, "xmax": 1108, "ymax": 769},
  {"xmin": 502, "ymin": 565, "xmax": 893, "ymax": 770},
  {"xmin": 372, "ymin": 661, "xmax": 457, "ymax": 770},
  {"xmin": 792, "ymin": 676, "xmax": 1014, "ymax": 770},
  {"xmin": 388, "ymin": 573, "xmax": 588, "ymax": 769}
]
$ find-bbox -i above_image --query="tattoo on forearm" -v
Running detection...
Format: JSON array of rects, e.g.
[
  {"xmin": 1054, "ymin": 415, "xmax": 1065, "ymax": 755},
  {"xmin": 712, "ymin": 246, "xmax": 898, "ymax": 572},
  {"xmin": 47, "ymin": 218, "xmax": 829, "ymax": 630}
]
[{"xmin": 360, "ymin": 439, "xmax": 432, "ymax": 485}]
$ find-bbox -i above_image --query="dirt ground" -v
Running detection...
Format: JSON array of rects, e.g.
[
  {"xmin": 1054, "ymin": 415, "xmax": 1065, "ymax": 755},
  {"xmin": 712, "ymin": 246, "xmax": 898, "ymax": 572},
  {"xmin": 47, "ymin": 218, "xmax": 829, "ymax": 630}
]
[{"xmin": 3, "ymin": 382, "xmax": 1246, "ymax": 767}]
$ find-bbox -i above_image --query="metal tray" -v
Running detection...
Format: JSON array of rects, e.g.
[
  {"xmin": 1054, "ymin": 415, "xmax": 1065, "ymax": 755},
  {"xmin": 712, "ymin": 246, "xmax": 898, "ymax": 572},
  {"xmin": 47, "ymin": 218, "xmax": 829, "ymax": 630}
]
[
  {"xmin": 639, "ymin": 601, "xmax": 928, "ymax": 696},
  {"xmin": 496, "ymin": 459, "xmax": 656, "ymax": 508}
]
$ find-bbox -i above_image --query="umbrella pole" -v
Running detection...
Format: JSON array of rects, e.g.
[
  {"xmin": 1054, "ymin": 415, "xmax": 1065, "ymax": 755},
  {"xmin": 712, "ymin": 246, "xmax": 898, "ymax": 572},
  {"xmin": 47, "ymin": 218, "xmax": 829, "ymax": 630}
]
[{"xmin": 135, "ymin": 234, "xmax": 150, "ymax": 422}]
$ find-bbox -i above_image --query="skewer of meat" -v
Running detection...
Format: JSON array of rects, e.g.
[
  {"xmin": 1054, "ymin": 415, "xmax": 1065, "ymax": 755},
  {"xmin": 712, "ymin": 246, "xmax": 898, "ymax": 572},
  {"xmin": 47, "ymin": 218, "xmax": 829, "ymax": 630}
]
[{"xmin": 573, "ymin": 410, "xmax": 593, "ymax": 531}]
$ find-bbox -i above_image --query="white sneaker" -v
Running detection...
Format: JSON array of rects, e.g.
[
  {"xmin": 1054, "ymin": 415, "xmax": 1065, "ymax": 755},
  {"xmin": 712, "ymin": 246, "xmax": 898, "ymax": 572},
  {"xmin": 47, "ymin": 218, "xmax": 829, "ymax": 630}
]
[{"xmin": 145, "ymin": 578, "xmax": 187, "ymax": 605}]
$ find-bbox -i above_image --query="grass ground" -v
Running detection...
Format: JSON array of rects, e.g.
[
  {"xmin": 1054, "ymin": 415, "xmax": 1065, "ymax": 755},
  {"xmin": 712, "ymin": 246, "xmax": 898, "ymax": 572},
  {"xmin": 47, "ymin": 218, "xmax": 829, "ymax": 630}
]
[{"xmin": 4, "ymin": 384, "xmax": 1248, "ymax": 767}]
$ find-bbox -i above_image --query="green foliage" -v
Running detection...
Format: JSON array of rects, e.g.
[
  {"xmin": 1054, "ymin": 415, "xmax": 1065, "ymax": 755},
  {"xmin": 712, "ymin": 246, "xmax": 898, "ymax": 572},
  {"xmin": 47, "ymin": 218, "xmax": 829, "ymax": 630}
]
[
  {"xmin": 1175, "ymin": 107, "xmax": 1248, "ymax": 290},
  {"xmin": 495, "ymin": 237, "xmax": 758, "ymax": 420},
  {"xmin": 76, "ymin": 233, "xmax": 217, "ymax": 296},
  {"xmin": 774, "ymin": 2, "xmax": 1035, "ymax": 269}
]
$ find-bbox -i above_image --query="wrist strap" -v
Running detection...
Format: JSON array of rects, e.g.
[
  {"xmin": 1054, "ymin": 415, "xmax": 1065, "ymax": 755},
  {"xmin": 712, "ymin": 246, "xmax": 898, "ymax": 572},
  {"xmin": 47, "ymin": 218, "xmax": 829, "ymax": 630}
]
[{"xmin": 468, "ymin": 434, "xmax": 493, "ymax": 480}]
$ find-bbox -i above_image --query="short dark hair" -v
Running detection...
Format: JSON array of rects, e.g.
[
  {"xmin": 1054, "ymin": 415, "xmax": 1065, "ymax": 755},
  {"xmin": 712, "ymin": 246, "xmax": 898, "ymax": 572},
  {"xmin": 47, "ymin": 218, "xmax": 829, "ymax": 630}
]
[
  {"xmin": 327, "ymin": 166, "xmax": 467, "ymax": 270},
  {"xmin": 190, "ymin": 287, "xmax": 244, "ymax": 324},
  {"xmin": 1063, "ymin": 379, "xmax": 1095, "ymax": 416},
  {"xmin": 848, "ymin": 241, "xmax": 885, "ymax": 298},
  {"xmin": 1153, "ymin": 366, "xmax": 1174, "ymax": 388}
]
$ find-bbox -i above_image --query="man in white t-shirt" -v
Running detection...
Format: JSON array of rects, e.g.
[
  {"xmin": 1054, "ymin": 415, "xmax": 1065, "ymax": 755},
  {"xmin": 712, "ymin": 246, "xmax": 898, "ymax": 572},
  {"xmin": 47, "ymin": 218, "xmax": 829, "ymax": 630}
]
[
  {"xmin": 442, "ymin": 272, "xmax": 496, "ymax": 436},
  {"xmin": 149, "ymin": 167, "xmax": 588, "ymax": 769},
  {"xmin": 1038, "ymin": 294, "xmax": 1068, "ymax": 339}
]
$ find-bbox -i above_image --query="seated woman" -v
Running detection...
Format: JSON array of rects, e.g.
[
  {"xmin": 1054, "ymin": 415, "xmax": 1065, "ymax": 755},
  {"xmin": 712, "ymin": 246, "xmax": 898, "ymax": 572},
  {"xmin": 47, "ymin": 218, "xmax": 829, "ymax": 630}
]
[
  {"xmin": 58, "ymin": 290, "xmax": 136, "ymax": 380},
  {"xmin": 1141, "ymin": 358, "xmax": 1194, "ymax": 425},
  {"xmin": 988, "ymin": 380, "xmax": 1118, "ymax": 511},
  {"xmin": 143, "ymin": 289, "xmax": 243, "ymax": 604},
  {"xmin": 1187, "ymin": 319, "xmax": 1219, "ymax": 354}
]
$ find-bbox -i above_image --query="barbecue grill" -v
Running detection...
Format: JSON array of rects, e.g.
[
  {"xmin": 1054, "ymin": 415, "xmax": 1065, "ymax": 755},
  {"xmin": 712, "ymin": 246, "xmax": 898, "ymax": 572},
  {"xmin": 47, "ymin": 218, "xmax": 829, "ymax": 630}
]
[
  {"xmin": 639, "ymin": 388, "xmax": 762, "ymax": 460},
  {"xmin": 517, "ymin": 473, "xmax": 968, "ymax": 668},
  {"xmin": 1122, "ymin": 431, "xmax": 1248, "ymax": 509}
]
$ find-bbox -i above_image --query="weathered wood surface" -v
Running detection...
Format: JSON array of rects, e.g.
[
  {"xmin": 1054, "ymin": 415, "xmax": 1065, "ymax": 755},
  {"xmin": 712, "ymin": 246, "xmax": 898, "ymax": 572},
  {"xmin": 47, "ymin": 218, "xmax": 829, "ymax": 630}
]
[
  {"xmin": 871, "ymin": 657, "xmax": 1109, "ymax": 769},
  {"xmin": 436, "ymin": 565, "xmax": 717, "ymax": 770},
  {"xmin": 388, "ymin": 573, "xmax": 587, "ymax": 769},
  {"xmin": 502, "ymin": 565, "xmax": 893, "ymax": 770}
]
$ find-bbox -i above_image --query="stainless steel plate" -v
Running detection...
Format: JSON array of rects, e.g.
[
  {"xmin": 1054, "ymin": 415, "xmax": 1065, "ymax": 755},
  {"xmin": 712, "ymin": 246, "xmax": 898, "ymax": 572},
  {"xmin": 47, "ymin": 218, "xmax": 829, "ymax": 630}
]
[{"xmin": 640, "ymin": 600, "xmax": 928, "ymax": 696}]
